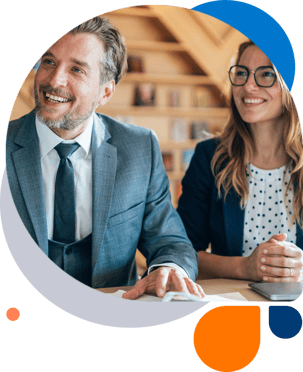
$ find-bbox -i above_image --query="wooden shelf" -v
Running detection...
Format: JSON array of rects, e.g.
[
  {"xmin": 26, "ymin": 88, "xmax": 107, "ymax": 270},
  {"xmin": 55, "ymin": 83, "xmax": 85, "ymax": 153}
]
[
  {"xmin": 97, "ymin": 106, "xmax": 229, "ymax": 118},
  {"xmin": 160, "ymin": 140, "xmax": 200, "ymax": 149},
  {"xmin": 127, "ymin": 39, "xmax": 185, "ymax": 52},
  {"xmin": 123, "ymin": 72, "xmax": 214, "ymax": 85}
]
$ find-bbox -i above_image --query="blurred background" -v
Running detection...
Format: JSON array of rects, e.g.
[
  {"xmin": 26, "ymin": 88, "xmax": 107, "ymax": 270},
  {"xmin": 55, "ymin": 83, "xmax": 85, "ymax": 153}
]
[{"xmin": 9, "ymin": 5, "xmax": 248, "ymax": 275}]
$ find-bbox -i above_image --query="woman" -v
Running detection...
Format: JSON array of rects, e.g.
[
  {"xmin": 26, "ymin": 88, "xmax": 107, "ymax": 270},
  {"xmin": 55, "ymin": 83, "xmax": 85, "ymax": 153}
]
[{"xmin": 177, "ymin": 41, "xmax": 303, "ymax": 282}]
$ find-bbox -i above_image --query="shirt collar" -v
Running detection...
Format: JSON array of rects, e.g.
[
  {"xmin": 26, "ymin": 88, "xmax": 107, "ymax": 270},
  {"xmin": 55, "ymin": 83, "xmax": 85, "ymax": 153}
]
[{"xmin": 36, "ymin": 114, "xmax": 96, "ymax": 158}]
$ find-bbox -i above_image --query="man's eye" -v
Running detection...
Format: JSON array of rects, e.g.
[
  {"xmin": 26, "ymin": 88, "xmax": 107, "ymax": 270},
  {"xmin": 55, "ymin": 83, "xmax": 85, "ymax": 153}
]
[
  {"xmin": 42, "ymin": 59, "xmax": 54, "ymax": 66},
  {"xmin": 72, "ymin": 67, "xmax": 83, "ymax": 73}
]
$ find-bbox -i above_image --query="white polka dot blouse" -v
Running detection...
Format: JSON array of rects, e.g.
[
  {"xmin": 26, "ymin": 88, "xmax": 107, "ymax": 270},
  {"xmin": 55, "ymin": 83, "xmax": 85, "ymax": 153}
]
[{"xmin": 242, "ymin": 163, "xmax": 296, "ymax": 257}]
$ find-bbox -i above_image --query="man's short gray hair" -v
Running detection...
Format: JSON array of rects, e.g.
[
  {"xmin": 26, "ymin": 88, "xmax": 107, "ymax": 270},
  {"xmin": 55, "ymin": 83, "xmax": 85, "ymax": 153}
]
[{"xmin": 70, "ymin": 16, "xmax": 127, "ymax": 85}]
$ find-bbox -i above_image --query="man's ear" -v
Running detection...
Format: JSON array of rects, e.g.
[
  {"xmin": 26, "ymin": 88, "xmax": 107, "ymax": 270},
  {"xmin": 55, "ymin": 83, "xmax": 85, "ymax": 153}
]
[{"xmin": 98, "ymin": 80, "xmax": 115, "ymax": 106}]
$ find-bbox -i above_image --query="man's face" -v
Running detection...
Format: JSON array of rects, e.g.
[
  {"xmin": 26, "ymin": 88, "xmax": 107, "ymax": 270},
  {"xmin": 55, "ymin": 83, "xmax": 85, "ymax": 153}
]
[{"xmin": 34, "ymin": 32, "xmax": 111, "ymax": 130}]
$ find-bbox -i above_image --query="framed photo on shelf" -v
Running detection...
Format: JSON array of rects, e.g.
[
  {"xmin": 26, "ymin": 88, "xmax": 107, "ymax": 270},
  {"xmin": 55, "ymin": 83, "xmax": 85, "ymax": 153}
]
[
  {"xmin": 127, "ymin": 55, "xmax": 144, "ymax": 73},
  {"xmin": 190, "ymin": 121, "xmax": 210, "ymax": 140},
  {"xmin": 193, "ymin": 86, "xmax": 213, "ymax": 107},
  {"xmin": 170, "ymin": 118, "xmax": 188, "ymax": 142},
  {"xmin": 133, "ymin": 84, "xmax": 156, "ymax": 106},
  {"xmin": 162, "ymin": 152, "xmax": 174, "ymax": 172},
  {"xmin": 168, "ymin": 89, "xmax": 181, "ymax": 107}
]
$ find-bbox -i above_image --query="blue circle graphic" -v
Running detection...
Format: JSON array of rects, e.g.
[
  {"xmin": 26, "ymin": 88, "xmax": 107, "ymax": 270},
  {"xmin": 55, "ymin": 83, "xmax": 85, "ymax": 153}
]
[
  {"xmin": 269, "ymin": 306, "xmax": 302, "ymax": 339},
  {"xmin": 193, "ymin": 1, "xmax": 295, "ymax": 91}
]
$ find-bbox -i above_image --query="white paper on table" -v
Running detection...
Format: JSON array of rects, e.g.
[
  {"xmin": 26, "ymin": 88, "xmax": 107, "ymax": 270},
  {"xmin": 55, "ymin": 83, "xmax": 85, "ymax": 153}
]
[{"xmin": 108, "ymin": 290, "xmax": 247, "ymax": 302}]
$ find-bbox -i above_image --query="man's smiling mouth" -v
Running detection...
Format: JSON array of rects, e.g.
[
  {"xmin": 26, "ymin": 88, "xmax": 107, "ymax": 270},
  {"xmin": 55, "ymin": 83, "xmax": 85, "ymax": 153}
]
[{"xmin": 44, "ymin": 92, "xmax": 72, "ymax": 103}]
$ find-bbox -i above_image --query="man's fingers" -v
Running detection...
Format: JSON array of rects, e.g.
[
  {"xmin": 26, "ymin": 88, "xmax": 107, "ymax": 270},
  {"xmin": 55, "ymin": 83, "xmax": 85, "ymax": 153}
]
[
  {"xmin": 123, "ymin": 267, "xmax": 205, "ymax": 300},
  {"xmin": 184, "ymin": 278, "xmax": 205, "ymax": 299},
  {"xmin": 169, "ymin": 269, "xmax": 189, "ymax": 294},
  {"xmin": 155, "ymin": 268, "xmax": 169, "ymax": 298},
  {"xmin": 197, "ymin": 284, "xmax": 206, "ymax": 298},
  {"xmin": 122, "ymin": 280, "xmax": 147, "ymax": 300}
]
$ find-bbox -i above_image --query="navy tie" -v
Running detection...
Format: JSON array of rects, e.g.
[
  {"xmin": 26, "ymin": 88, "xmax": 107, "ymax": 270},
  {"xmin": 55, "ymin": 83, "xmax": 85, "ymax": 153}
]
[{"xmin": 53, "ymin": 143, "xmax": 80, "ymax": 244}]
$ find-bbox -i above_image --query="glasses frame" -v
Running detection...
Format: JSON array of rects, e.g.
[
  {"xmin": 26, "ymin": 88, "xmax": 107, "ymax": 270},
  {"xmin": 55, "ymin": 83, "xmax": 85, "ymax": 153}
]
[{"xmin": 228, "ymin": 65, "xmax": 277, "ymax": 88}]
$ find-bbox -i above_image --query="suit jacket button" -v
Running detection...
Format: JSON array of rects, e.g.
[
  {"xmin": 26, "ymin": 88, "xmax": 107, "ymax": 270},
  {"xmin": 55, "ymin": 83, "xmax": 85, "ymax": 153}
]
[{"xmin": 65, "ymin": 248, "xmax": 72, "ymax": 255}]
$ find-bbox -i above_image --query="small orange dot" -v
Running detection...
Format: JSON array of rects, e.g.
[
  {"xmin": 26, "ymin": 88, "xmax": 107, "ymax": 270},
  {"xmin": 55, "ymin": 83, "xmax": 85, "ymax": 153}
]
[{"xmin": 6, "ymin": 308, "xmax": 20, "ymax": 321}]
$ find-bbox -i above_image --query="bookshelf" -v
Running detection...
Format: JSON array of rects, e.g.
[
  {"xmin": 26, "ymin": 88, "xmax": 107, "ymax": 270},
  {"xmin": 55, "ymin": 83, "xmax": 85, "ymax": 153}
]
[{"xmin": 102, "ymin": 5, "xmax": 248, "ymax": 208}]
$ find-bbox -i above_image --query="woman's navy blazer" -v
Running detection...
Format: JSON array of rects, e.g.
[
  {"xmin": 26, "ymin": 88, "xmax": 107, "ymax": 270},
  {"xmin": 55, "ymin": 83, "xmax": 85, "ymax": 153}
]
[{"xmin": 177, "ymin": 138, "xmax": 303, "ymax": 255}]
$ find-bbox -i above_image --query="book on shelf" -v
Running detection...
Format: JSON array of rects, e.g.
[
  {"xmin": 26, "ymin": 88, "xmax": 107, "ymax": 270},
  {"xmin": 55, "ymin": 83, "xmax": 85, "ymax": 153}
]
[
  {"xmin": 190, "ymin": 121, "xmax": 210, "ymax": 140},
  {"xmin": 182, "ymin": 149, "xmax": 195, "ymax": 171},
  {"xmin": 170, "ymin": 118, "xmax": 188, "ymax": 142},
  {"xmin": 162, "ymin": 152, "xmax": 174, "ymax": 172},
  {"xmin": 127, "ymin": 55, "xmax": 144, "ymax": 73},
  {"xmin": 192, "ymin": 86, "xmax": 215, "ymax": 108},
  {"xmin": 168, "ymin": 89, "xmax": 181, "ymax": 107},
  {"xmin": 133, "ymin": 84, "xmax": 156, "ymax": 106}
]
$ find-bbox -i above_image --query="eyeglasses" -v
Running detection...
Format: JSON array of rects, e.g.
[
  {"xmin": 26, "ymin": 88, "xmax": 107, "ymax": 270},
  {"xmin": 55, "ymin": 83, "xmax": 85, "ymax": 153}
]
[{"xmin": 229, "ymin": 65, "xmax": 277, "ymax": 87}]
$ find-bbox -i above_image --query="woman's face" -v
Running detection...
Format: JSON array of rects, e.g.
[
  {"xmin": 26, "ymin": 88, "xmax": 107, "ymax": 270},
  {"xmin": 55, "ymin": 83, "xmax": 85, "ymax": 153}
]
[{"xmin": 232, "ymin": 45, "xmax": 283, "ymax": 127}]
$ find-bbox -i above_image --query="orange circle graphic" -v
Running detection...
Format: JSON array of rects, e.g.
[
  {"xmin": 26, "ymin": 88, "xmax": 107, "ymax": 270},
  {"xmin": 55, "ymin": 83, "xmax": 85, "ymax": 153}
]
[
  {"xmin": 6, "ymin": 308, "xmax": 20, "ymax": 321},
  {"xmin": 194, "ymin": 306, "xmax": 260, "ymax": 371}
]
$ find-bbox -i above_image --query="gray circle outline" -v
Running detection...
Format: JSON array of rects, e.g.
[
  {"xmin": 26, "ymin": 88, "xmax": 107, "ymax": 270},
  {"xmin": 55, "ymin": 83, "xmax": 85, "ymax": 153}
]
[{"xmin": 1, "ymin": 171, "xmax": 206, "ymax": 327}]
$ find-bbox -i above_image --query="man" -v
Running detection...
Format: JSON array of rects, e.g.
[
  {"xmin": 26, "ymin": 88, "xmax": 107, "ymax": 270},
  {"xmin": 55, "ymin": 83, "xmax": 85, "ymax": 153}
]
[{"xmin": 6, "ymin": 17, "xmax": 204, "ymax": 300}]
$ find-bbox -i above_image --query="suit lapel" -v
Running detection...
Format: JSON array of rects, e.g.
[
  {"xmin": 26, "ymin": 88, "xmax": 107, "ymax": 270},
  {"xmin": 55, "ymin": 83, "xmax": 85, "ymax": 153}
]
[
  {"xmin": 12, "ymin": 111, "xmax": 48, "ymax": 253},
  {"xmin": 223, "ymin": 191, "xmax": 244, "ymax": 256},
  {"xmin": 91, "ymin": 115, "xmax": 117, "ymax": 271}
]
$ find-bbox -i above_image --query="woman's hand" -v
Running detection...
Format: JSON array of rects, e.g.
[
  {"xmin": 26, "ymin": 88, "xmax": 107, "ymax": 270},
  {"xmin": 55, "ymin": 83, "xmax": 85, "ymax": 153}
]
[
  {"xmin": 260, "ymin": 234, "xmax": 303, "ymax": 282},
  {"xmin": 242, "ymin": 233, "xmax": 286, "ymax": 281},
  {"xmin": 243, "ymin": 233, "xmax": 303, "ymax": 282}
]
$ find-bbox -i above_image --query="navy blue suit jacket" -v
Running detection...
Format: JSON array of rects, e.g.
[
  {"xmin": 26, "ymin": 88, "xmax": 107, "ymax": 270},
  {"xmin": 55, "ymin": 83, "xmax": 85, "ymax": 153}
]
[
  {"xmin": 177, "ymin": 138, "xmax": 303, "ymax": 256},
  {"xmin": 6, "ymin": 110, "xmax": 198, "ymax": 288}
]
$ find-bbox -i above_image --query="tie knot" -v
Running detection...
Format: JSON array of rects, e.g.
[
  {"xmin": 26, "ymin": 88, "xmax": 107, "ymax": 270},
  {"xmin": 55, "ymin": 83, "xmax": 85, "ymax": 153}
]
[{"xmin": 55, "ymin": 143, "xmax": 80, "ymax": 160}]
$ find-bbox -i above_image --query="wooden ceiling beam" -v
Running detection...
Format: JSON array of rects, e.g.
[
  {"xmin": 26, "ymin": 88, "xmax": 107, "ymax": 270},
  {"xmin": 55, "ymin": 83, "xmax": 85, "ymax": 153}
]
[{"xmin": 148, "ymin": 6, "xmax": 248, "ymax": 97}]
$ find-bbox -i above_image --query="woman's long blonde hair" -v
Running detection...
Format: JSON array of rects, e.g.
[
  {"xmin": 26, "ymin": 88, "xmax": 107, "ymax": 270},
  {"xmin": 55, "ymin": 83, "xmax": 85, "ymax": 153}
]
[{"xmin": 211, "ymin": 40, "xmax": 303, "ymax": 227}]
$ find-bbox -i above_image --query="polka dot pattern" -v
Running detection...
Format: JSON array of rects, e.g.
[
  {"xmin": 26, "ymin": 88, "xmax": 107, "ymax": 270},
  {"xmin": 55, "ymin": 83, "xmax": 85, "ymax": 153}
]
[{"xmin": 242, "ymin": 163, "xmax": 296, "ymax": 257}]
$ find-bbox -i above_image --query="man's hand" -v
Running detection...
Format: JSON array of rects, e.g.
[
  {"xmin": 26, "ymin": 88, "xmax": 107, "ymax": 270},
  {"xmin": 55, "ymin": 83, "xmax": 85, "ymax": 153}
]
[{"xmin": 122, "ymin": 267, "xmax": 205, "ymax": 300}]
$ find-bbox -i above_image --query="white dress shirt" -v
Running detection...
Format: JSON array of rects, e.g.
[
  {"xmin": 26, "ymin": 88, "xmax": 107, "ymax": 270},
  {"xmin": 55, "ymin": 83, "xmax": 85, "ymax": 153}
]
[
  {"xmin": 36, "ymin": 114, "xmax": 188, "ymax": 277},
  {"xmin": 36, "ymin": 115, "xmax": 95, "ymax": 241}
]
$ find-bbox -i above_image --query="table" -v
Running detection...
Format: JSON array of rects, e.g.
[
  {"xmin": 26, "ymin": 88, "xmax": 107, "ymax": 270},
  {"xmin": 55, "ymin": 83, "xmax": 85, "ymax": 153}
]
[{"xmin": 96, "ymin": 278, "xmax": 270, "ymax": 301}]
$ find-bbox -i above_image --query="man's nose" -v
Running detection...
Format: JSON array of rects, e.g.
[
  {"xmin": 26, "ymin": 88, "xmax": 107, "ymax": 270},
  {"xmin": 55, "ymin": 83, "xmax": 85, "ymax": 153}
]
[{"xmin": 48, "ymin": 66, "xmax": 68, "ymax": 87}]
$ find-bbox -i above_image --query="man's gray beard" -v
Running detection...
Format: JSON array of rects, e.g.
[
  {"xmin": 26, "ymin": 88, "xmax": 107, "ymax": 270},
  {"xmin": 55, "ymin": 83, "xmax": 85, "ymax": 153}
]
[{"xmin": 34, "ymin": 87, "xmax": 98, "ymax": 131}]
